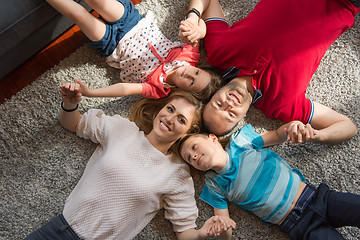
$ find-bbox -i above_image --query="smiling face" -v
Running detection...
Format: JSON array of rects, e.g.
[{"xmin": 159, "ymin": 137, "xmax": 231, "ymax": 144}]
[
  {"xmin": 151, "ymin": 98, "xmax": 196, "ymax": 144},
  {"xmin": 180, "ymin": 134, "xmax": 225, "ymax": 172},
  {"xmin": 168, "ymin": 65, "xmax": 211, "ymax": 93},
  {"xmin": 203, "ymin": 79, "xmax": 252, "ymax": 135}
]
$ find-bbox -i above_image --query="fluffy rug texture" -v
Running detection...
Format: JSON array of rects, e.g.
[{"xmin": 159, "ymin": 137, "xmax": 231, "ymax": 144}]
[{"xmin": 1, "ymin": 0, "xmax": 359, "ymax": 239}]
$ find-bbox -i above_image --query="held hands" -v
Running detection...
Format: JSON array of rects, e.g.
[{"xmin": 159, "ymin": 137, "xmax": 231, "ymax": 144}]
[
  {"xmin": 179, "ymin": 17, "xmax": 205, "ymax": 47},
  {"xmin": 200, "ymin": 215, "xmax": 236, "ymax": 238},
  {"xmin": 284, "ymin": 121, "xmax": 319, "ymax": 145},
  {"xmin": 59, "ymin": 78, "xmax": 91, "ymax": 104}
]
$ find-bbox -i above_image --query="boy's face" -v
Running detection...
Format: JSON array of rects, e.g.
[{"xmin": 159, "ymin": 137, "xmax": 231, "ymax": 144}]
[
  {"xmin": 171, "ymin": 66, "xmax": 211, "ymax": 93},
  {"xmin": 180, "ymin": 134, "xmax": 221, "ymax": 171}
]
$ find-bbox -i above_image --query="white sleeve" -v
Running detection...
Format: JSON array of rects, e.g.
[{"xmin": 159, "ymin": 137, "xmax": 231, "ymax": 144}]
[
  {"xmin": 76, "ymin": 109, "xmax": 132, "ymax": 145},
  {"xmin": 76, "ymin": 109, "xmax": 108, "ymax": 144},
  {"xmin": 163, "ymin": 165, "xmax": 198, "ymax": 233}
]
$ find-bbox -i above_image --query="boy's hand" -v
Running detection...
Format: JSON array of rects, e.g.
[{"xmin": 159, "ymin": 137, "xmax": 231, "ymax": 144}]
[
  {"xmin": 284, "ymin": 121, "xmax": 319, "ymax": 145},
  {"xmin": 200, "ymin": 215, "xmax": 236, "ymax": 238}
]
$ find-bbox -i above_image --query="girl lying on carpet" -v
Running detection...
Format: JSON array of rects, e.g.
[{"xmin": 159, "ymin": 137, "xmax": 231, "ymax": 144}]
[
  {"xmin": 46, "ymin": 0, "xmax": 222, "ymax": 101},
  {"xmin": 25, "ymin": 85, "xmax": 235, "ymax": 239}
]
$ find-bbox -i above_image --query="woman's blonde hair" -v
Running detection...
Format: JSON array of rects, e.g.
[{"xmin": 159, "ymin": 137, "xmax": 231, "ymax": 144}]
[{"xmin": 130, "ymin": 89, "xmax": 203, "ymax": 154}]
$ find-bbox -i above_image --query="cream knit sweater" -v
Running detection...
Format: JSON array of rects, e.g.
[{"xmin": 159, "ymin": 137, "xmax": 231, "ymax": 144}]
[{"xmin": 62, "ymin": 109, "xmax": 198, "ymax": 239}]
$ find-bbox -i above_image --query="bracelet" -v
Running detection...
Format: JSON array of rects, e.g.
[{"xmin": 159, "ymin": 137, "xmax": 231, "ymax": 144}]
[
  {"xmin": 61, "ymin": 101, "xmax": 79, "ymax": 112},
  {"xmin": 187, "ymin": 8, "xmax": 201, "ymax": 19}
]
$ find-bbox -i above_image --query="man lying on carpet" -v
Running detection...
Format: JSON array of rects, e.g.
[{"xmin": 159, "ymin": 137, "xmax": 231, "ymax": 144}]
[
  {"xmin": 45, "ymin": 0, "xmax": 222, "ymax": 101},
  {"xmin": 179, "ymin": 0, "xmax": 359, "ymax": 144}
]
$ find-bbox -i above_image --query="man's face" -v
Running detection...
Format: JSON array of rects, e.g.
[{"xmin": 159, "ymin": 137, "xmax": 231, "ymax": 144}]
[{"xmin": 203, "ymin": 79, "xmax": 252, "ymax": 135}]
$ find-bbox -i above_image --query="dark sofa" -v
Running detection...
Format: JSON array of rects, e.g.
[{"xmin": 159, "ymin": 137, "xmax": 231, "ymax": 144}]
[{"xmin": 0, "ymin": 0, "xmax": 91, "ymax": 79}]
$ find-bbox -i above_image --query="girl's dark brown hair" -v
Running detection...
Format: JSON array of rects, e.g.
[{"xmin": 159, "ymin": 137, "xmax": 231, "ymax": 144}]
[{"xmin": 192, "ymin": 67, "xmax": 222, "ymax": 102}]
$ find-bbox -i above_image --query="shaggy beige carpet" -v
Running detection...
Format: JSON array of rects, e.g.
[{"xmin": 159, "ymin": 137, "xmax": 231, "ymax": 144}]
[{"xmin": 1, "ymin": 0, "xmax": 359, "ymax": 239}]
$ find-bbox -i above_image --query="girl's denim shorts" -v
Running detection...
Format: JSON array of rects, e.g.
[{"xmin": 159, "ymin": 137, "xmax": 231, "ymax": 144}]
[{"xmin": 90, "ymin": 0, "xmax": 143, "ymax": 56}]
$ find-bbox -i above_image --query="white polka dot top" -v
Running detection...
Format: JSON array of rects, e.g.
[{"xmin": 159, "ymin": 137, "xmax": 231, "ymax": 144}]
[{"xmin": 106, "ymin": 11, "xmax": 187, "ymax": 84}]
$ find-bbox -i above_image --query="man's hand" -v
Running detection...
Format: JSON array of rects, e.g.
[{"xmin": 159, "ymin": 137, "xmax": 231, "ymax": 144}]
[
  {"xmin": 179, "ymin": 17, "xmax": 206, "ymax": 47},
  {"xmin": 284, "ymin": 121, "xmax": 319, "ymax": 145}
]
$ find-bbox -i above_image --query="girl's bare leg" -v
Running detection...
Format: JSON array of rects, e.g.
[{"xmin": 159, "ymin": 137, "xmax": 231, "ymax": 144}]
[
  {"xmin": 201, "ymin": 0, "xmax": 225, "ymax": 20},
  {"xmin": 85, "ymin": 0, "xmax": 125, "ymax": 22},
  {"xmin": 45, "ymin": 0, "xmax": 125, "ymax": 42}
]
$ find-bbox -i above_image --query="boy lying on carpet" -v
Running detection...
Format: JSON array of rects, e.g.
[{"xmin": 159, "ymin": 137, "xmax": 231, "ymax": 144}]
[
  {"xmin": 46, "ymin": 0, "xmax": 222, "ymax": 101},
  {"xmin": 178, "ymin": 122, "xmax": 360, "ymax": 240}
]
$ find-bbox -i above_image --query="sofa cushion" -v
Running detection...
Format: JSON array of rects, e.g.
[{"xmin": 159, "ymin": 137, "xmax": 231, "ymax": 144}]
[{"xmin": 0, "ymin": 0, "xmax": 91, "ymax": 79}]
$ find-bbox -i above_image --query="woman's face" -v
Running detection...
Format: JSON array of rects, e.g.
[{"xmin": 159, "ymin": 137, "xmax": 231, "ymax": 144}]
[{"xmin": 152, "ymin": 98, "xmax": 196, "ymax": 143}]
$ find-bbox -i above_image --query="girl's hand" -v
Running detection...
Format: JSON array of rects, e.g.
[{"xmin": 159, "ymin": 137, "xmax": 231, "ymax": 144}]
[
  {"xmin": 73, "ymin": 78, "xmax": 92, "ymax": 97},
  {"xmin": 59, "ymin": 78, "xmax": 83, "ymax": 105},
  {"xmin": 284, "ymin": 121, "xmax": 319, "ymax": 145},
  {"xmin": 179, "ymin": 17, "xmax": 205, "ymax": 47}
]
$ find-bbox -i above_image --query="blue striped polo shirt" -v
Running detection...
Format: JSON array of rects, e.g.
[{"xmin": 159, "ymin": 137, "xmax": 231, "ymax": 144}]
[{"xmin": 200, "ymin": 124, "xmax": 305, "ymax": 224}]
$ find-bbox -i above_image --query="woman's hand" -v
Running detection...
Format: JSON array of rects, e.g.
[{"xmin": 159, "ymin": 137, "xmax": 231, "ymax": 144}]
[
  {"xmin": 200, "ymin": 215, "xmax": 236, "ymax": 238},
  {"xmin": 59, "ymin": 78, "xmax": 84, "ymax": 132},
  {"xmin": 59, "ymin": 78, "xmax": 85, "ymax": 106}
]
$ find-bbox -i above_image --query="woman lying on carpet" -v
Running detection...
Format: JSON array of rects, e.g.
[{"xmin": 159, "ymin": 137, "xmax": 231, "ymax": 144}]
[
  {"xmin": 24, "ymin": 86, "xmax": 235, "ymax": 239},
  {"xmin": 45, "ymin": 0, "xmax": 222, "ymax": 101}
]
